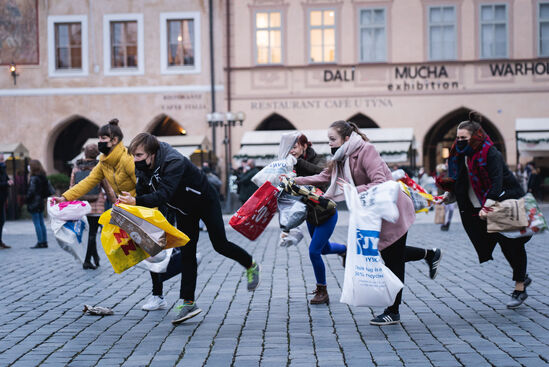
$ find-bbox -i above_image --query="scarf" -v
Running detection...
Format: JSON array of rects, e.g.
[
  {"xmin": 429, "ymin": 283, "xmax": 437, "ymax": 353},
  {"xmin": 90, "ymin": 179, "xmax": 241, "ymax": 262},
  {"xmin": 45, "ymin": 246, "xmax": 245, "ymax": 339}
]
[
  {"xmin": 437, "ymin": 128, "xmax": 493, "ymax": 205},
  {"xmin": 324, "ymin": 132, "xmax": 363, "ymax": 201}
]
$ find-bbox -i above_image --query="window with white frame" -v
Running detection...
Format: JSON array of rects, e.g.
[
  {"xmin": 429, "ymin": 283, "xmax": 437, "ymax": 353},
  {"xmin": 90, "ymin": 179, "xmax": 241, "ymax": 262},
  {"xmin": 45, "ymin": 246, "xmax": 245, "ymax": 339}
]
[
  {"xmin": 539, "ymin": 2, "xmax": 549, "ymax": 56},
  {"xmin": 309, "ymin": 9, "xmax": 336, "ymax": 63},
  {"xmin": 160, "ymin": 12, "xmax": 201, "ymax": 74},
  {"xmin": 255, "ymin": 11, "xmax": 282, "ymax": 64},
  {"xmin": 103, "ymin": 14, "xmax": 144, "ymax": 75},
  {"xmin": 428, "ymin": 5, "xmax": 456, "ymax": 60},
  {"xmin": 47, "ymin": 15, "xmax": 88, "ymax": 77},
  {"xmin": 359, "ymin": 8, "xmax": 386, "ymax": 62},
  {"xmin": 480, "ymin": 3, "xmax": 508, "ymax": 58}
]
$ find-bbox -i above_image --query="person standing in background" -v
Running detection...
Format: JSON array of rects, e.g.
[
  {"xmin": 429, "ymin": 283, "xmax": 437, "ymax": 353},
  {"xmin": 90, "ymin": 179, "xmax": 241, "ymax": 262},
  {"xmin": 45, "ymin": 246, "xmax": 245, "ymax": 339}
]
[
  {"xmin": 237, "ymin": 159, "xmax": 260, "ymax": 204},
  {"xmin": 0, "ymin": 154, "xmax": 14, "ymax": 249},
  {"xmin": 27, "ymin": 160, "xmax": 53, "ymax": 249}
]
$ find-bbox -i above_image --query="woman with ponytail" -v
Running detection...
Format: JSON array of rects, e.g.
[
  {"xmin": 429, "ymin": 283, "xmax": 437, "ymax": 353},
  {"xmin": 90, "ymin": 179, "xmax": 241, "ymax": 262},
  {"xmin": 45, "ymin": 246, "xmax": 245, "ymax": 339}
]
[
  {"xmin": 437, "ymin": 111, "xmax": 532, "ymax": 309},
  {"xmin": 292, "ymin": 121, "xmax": 441, "ymax": 325}
]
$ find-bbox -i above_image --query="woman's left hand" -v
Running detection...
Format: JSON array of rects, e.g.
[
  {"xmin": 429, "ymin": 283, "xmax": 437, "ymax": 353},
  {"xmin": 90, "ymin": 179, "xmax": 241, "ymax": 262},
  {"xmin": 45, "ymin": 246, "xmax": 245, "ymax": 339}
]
[
  {"xmin": 336, "ymin": 178, "xmax": 349, "ymax": 189},
  {"xmin": 118, "ymin": 191, "xmax": 136, "ymax": 206}
]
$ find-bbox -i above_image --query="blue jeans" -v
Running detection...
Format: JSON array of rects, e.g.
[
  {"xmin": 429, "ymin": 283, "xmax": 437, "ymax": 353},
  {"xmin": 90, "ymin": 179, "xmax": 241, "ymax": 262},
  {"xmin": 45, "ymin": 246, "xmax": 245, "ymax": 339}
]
[
  {"xmin": 31, "ymin": 211, "xmax": 47, "ymax": 243},
  {"xmin": 306, "ymin": 210, "xmax": 346, "ymax": 285}
]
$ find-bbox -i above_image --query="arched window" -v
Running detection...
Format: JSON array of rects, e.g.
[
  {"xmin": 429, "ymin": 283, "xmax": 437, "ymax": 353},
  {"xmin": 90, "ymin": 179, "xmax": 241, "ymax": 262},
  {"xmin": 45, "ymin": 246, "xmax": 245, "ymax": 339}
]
[
  {"xmin": 52, "ymin": 116, "xmax": 98, "ymax": 174},
  {"xmin": 347, "ymin": 113, "xmax": 379, "ymax": 128},
  {"xmin": 255, "ymin": 113, "xmax": 296, "ymax": 130},
  {"xmin": 148, "ymin": 114, "xmax": 186, "ymax": 136}
]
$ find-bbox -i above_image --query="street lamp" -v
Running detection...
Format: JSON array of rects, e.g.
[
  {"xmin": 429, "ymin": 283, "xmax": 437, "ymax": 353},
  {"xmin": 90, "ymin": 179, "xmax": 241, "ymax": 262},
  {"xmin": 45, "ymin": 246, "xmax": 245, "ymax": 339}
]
[
  {"xmin": 206, "ymin": 111, "xmax": 246, "ymax": 213},
  {"xmin": 9, "ymin": 62, "xmax": 18, "ymax": 85}
]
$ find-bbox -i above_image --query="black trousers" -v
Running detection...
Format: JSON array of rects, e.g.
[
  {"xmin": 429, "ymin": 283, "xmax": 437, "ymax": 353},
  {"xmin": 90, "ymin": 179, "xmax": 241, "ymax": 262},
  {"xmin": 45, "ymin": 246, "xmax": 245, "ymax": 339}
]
[
  {"xmin": 380, "ymin": 233, "xmax": 408, "ymax": 314},
  {"xmin": 85, "ymin": 215, "xmax": 100, "ymax": 262},
  {"xmin": 178, "ymin": 186, "xmax": 253, "ymax": 301},
  {"xmin": 0, "ymin": 197, "xmax": 5, "ymax": 243}
]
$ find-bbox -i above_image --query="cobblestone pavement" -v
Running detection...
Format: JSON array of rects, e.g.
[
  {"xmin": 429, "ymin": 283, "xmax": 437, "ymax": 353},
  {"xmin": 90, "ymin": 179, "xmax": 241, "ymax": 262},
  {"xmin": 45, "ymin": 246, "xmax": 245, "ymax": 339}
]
[{"xmin": 1, "ymin": 208, "xmax": 548, "ymax": 367}]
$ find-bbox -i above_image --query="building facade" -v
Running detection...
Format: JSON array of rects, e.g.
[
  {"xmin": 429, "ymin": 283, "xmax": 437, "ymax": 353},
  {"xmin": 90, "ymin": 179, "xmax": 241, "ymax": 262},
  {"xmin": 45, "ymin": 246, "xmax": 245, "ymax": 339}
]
[
  {"xmin": 0, "ymin": 0, "xmax": 224, "ymax": 173},
  {"xmin": 227, "ymin": 0, "xmax": 549, "ymax": 172}
]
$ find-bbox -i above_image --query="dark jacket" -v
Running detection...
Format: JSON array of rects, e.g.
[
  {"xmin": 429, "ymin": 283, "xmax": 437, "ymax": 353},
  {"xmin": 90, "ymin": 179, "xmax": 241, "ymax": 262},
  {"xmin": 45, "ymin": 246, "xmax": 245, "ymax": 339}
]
[
  {"xmin": 293, "ymin": 147, "xmax": 333, "ymax": 225},
  {"xmin": 135, "ymin": 142, "xmax": 212, "ymax": 216},
  {"xmin": 237, "ymin": 166, "xmax": 260, "ymax": 203},
  {"xmin": 26, "ymin": 174, "xmax": 49, "ymax": 213},
  {"xmin": 455, "ymin": 146, "xmax": 528, "ymax": 263},
  {"xmin": 0, "ymin": 162, "xmax": 9, "ymax": 201}
]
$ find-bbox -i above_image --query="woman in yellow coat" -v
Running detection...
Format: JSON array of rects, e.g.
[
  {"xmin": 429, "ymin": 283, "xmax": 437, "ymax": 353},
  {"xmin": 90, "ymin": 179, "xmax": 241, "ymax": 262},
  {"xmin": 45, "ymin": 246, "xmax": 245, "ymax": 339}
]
[{"xmin": 57, "ymin": 118, "xmax": 135, "ymax": 202}]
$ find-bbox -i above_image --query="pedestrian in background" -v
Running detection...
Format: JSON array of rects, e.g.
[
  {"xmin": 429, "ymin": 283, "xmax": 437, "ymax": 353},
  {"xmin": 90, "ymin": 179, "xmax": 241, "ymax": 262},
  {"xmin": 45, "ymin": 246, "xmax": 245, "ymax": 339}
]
[
  {"xmin": 27, "ymin": 160, "xmax": 53, "ymax": 249},
  {"xmin": 514, "ymin": 163, "xmax": 528, "ymax": 193},
  {"xmin": 121, "ymin": 133, "xmax": 261, "ymax": 325},
  {"xmin": 436, "ymin": 163, "xmax": 455, "ymax": 231},
  {"xmin": 70, "ymin": 143, "xmax": 114, "ymax": 270},
  {"xmin": 437, "ymin": 111, "xmax": 532, "ymax": 309},
  {"xmin": 0, "ymin": 153, "xmax": 14, "ymax": 249},
  {"xmin": 237, "ymin": 159, "xmax": 260, "ymax": 204},
  {"xmin": 293, "ymin": 121, "xmax": 441, "ymax": 325}
]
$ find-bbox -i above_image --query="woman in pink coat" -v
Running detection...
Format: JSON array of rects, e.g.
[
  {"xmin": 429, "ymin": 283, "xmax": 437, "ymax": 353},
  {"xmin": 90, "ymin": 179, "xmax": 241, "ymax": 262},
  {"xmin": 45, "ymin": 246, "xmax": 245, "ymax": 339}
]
[{"xmin": 294, "ymin": 120, "xmax": 442, "ymax": 326}]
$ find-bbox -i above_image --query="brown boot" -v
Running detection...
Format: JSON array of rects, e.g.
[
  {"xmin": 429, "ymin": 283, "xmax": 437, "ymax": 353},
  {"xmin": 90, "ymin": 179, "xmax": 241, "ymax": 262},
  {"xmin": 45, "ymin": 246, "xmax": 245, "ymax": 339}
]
[{"xmin": 310, "ymin": 284, "xmax": 329, "ymax": 304}]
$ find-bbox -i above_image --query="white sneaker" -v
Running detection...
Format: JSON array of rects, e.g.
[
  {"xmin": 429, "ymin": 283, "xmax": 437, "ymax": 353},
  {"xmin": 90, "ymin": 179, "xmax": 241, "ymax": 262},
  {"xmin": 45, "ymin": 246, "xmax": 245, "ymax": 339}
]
[{"xmin": 142, "ymin": 295, "xmax": 167, "ymax": 311}]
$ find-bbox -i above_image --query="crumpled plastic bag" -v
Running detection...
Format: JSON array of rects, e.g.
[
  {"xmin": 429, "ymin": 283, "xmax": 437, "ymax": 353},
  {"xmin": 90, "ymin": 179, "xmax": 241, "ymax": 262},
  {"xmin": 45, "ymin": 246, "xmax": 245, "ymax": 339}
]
[
  {"xmin": 83, "ymin": 305, "xmax": 114, "ymax": 316},
  {"xmin": 278, "ymin": 191, "xmax": 307, "ymax": 231},
  {"xmin": 279, "ymin": 227, "xmax": 304, "ymax": 247},
  {"xmin": 251, "ymin": 155, "xmax": 296, "ymax": 187},
  {"xmin": 50, "ymin": 216, "xmax": 88, "ymax": 264}
]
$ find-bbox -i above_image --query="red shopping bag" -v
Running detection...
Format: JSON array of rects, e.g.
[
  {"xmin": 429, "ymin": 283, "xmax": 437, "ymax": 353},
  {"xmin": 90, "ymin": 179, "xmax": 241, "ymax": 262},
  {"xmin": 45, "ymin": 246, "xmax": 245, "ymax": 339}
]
[{"xmin": 229, "ymin": 182, "xmax": 279, "ymax": 240}]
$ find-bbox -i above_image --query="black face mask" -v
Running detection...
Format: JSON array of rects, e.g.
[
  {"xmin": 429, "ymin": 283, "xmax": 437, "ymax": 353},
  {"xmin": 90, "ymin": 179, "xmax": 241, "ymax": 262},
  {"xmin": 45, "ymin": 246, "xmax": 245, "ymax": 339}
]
[
  {"xmin": 134, "ymin": 158, "xmax": 151, "ymax": 172},
  {"xmin": 456, "ymin": 140, "xmax": 469, "ymax": 151},
  {"xmin": 331, "ymin": 147, "xmax": 340, "ymax": 155},
  {"xmin": 97, "ymin": 141, "xmax": 111, "ymax": 155}
]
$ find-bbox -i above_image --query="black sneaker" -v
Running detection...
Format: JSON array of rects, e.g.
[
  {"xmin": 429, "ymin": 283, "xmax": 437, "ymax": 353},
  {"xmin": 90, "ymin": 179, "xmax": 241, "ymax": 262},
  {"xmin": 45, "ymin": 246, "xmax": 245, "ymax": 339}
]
[
  {"xmin": 426, "ymin": 248, "xmax": 442, "ymax": 279},
  {"xmin": 507, "ymin": 290, "xmax": 528, "ymax": 309},
  {"xmin": 246, "ymin": 262, "xmax": 260, "ymax": 291},
  {"xmin": 370, "ymin": 312, "xmax": 401, "ymax": 326},
  {"xmin": 30, "ymin": 242, "xmax": 47, "ymax": 249},
  {"xmin": 172, "ymin": 300, "xmax": 202, "ymax": 325}
]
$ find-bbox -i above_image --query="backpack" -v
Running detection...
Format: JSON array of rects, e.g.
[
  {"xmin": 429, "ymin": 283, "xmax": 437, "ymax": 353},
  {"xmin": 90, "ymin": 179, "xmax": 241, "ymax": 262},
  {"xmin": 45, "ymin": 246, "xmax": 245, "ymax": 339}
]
[{"xmin": 75, "ymin": 162, "xmax": 100, "ymax": 202}]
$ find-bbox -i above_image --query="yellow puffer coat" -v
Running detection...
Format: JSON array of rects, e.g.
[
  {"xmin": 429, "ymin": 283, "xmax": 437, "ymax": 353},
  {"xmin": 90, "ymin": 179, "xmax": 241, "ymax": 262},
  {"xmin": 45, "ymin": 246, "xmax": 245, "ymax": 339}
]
[{"xmin": 63, "ymin": 142, "xmax": 136, "ymax": 200}]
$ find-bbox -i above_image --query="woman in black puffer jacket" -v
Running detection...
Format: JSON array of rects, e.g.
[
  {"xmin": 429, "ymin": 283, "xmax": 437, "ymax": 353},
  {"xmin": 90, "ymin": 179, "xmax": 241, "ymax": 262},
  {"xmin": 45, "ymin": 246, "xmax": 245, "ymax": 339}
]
[{"xmin": 27, "ymin": 160, "xmax": 52, "ymax": 249}]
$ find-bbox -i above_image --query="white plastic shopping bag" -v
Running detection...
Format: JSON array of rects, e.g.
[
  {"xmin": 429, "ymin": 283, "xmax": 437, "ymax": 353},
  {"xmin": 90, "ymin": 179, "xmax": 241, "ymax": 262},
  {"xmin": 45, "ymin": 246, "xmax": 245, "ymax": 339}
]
[
  {"xmin": 135, "ymin": 248, "xmax": 173, "ymax": 273},
  {"xmin": 47, "ymin": 198, "xmax": 91, "ymax": 221},
  {"xmin": 50, "ymin": 216, "xmax": 89, "ymax": 264},
  {"xmin": 251, "ymin": 155, "xmax": 296, "ymax": 187},
  {"xmin": 340, "ymin": 183, "xmax": 403, "ymax": 307}
]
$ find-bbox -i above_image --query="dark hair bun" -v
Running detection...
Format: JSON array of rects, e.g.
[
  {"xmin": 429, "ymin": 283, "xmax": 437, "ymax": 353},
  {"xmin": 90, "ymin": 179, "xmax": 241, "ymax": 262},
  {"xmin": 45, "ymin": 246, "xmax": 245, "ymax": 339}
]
[
  {"xmin": 469, "ymin": 111, "xmax": 482, "ymax": 123},
  {"xmin": 109, "ymin": 118, "xmax": 119, "ymax": 126}
]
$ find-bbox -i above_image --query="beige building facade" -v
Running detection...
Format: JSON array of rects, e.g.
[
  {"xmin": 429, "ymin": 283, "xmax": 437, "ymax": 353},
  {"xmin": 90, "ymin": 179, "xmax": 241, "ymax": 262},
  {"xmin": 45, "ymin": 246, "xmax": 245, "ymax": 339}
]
[
  {"xmin": 227, "ymin": 0, "xmax": 549, "ymax": 172},
  {"xmin": 0, "ymin": 0, "xmax": 224, "ymax": 173}
]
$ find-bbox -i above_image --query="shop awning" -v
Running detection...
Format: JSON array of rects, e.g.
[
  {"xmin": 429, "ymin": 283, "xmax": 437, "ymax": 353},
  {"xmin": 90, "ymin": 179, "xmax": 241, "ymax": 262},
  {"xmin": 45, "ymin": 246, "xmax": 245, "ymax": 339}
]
[
  {"xmin": 0, "ymin": 143, "xmax": 30, "ymax": 157},
  {"xmin": 516, "ymin": 118, "xmax": 549, "ymax": 157},
  {"xmin": 235, "ymin": 128, "xmax": 414, "ymax": 165}
]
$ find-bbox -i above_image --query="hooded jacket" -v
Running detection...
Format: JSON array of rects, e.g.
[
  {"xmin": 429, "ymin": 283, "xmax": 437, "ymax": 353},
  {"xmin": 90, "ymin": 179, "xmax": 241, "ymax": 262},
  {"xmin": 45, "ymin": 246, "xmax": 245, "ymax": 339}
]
[
  {"xmin": 135, "ymin": 142, "xmax": 211, "ymax": 216},
  {"xmin": 63, "ymin": 142, "xmax": 136, "ymax": 200}
]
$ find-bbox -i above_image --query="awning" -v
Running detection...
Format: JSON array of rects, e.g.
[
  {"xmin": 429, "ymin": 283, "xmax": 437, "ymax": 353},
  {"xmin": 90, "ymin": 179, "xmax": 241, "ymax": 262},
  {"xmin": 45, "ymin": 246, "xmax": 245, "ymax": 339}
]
[
  {"xmin": 516, "ymin": 118, "xmax": 549, "ymax": 157},
  {"xmin": 0, "ymin": 143, "xmax": 30, "ymax": 157},
  {"xmin": 235, "ymin": 128, "xmax": 414, "ymax": 164}
]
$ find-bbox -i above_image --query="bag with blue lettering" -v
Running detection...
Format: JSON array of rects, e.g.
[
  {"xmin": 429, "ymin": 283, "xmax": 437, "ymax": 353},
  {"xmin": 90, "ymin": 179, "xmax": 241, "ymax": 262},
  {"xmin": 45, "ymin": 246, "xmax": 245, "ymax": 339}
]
[
  {"xmin": 251, "ymin": 155, "xmax": 296, "ymax": 187},
  {"xmin": 50, "ymin": 216, "xmax": 89, "ymax": 264},
  {"xmin": 340, "ymin": 182, "xmax": 403, "ymax": 307}
]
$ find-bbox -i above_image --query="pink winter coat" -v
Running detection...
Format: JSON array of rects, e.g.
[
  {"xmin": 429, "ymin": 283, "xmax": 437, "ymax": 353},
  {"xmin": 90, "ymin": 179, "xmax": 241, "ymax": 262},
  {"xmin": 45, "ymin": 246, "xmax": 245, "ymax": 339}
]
[{"xmin": 294, "ymin": 141, "xmax": 415, "ymax": 251}]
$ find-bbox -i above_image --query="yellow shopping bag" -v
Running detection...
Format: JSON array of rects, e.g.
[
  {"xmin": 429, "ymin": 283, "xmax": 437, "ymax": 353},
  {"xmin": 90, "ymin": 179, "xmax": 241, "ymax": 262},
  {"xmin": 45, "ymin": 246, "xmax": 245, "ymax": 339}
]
[{"xmin": 99, "ymin": 205, "xmax": 190, "ymax": 274}]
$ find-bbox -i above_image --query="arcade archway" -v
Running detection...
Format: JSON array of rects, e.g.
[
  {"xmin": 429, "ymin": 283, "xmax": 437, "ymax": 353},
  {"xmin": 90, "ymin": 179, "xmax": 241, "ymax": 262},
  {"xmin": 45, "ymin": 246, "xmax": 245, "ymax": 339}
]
[
  {"xmin": 51, "ymin": 116, "xmax": 99, "ymax": 174},
  {"xmin": 347, "ymin": 113, "xmax": 379, "ymax": 128},
  {"xmin": 256, "ymin": 113, "xmax": 296, "ymax": 130},
  {"xmin": 148, "ymin": 114, "xmax": 186, "ymax": 136},
  {"xmin": 423, "ymin": 108, "xmax": 506, "ymax": 173}
]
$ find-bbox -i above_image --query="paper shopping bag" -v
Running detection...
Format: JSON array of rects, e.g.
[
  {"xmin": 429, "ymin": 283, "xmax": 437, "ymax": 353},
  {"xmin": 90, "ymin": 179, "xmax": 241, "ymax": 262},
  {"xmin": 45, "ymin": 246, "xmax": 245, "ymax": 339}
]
[{"xmin": 486, "ymin": 197, "xmax": 528, "ymax": 233}]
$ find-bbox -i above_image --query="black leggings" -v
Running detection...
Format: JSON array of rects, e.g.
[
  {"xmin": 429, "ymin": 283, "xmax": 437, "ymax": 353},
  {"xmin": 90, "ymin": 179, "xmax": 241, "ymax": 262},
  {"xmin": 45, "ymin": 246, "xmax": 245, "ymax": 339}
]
[
  {"xmin": 0, "ymin": 197, "xmax": 5, "ymax": 243},
  {"xmin": 380, "ymin": 233, "xmax": 408, "ymax": 314},
  {"xmin": 85, "ymin": 215, "xmax": 100, "ymax": 262},
  {"xmin": 178, "ymin": 186, "xmax": 253, "ymax": 301}
]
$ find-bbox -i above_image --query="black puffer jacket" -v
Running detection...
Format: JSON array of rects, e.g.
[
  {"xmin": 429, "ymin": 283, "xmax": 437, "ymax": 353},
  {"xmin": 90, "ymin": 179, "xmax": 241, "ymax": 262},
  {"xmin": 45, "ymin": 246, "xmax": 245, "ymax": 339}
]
[
  {"xmin": 454, "ymin": 146, "xmax": 525, "ymax": 208},
  {"xmin": 0, "ymin": 163, "xmax": 9, "ymax": 201},
  {"xmin": 294, "ymin": 147, "xmax": 333, "ymax": 225},
  {"xmin": 26, "ymin": 174, "xmax": 48, "ymax": 213},
  {"xmin": 135, "ymin": 142, "xmax": 212, "ymax": 216}
]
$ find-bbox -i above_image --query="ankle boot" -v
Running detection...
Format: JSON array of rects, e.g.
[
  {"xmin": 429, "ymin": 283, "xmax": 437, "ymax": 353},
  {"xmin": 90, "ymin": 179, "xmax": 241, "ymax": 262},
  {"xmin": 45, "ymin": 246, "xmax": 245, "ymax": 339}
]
[{"xmin": 310, "ymin": 284, "xmax": 329, "ymax": 304}]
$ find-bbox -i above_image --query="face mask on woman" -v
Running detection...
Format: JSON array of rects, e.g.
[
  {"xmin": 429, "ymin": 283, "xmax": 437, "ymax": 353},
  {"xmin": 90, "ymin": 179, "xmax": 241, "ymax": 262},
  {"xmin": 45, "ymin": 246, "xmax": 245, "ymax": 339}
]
[
  {"xmin": 456, "ymin": 140, "xmax": 468, "ymax": 151},
  {"xmin": 97, "ymin": 141, "xmax": 111, "ymax": 155},
  {"xmin": 331, "ymin": 146, "xmax": 340, "ymax": 155}
]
